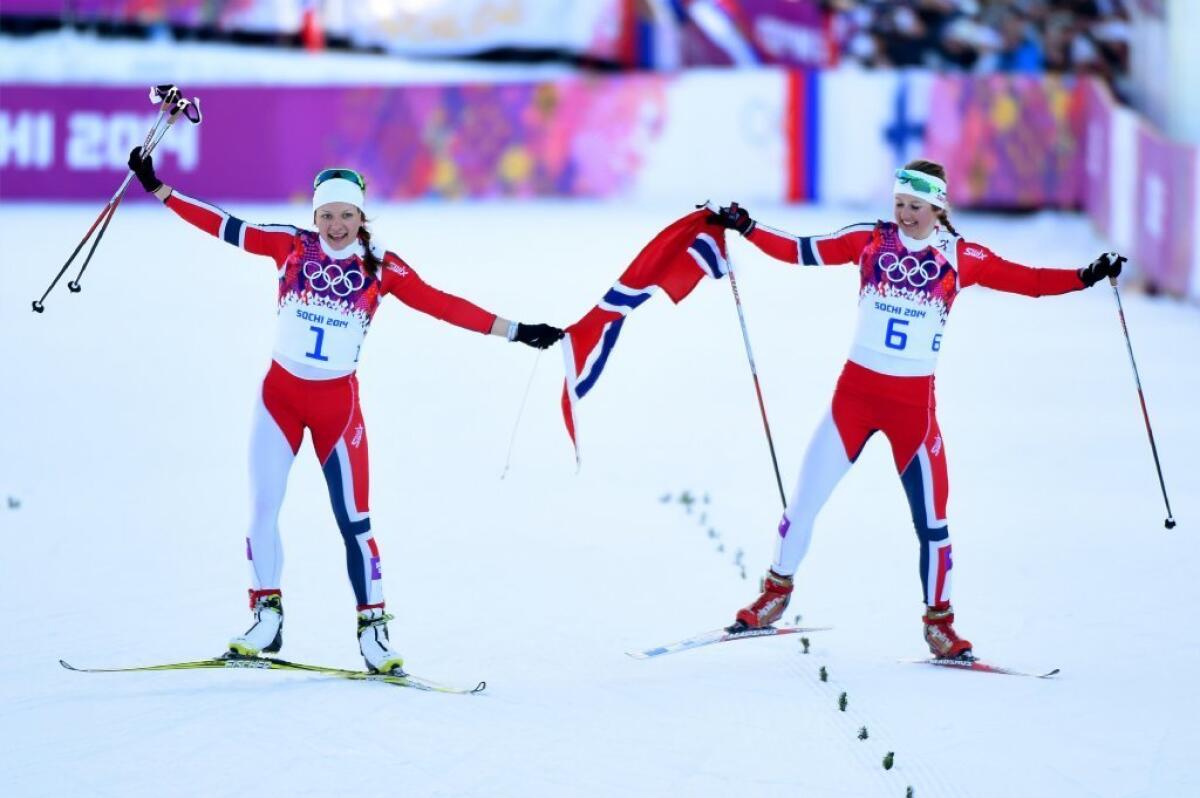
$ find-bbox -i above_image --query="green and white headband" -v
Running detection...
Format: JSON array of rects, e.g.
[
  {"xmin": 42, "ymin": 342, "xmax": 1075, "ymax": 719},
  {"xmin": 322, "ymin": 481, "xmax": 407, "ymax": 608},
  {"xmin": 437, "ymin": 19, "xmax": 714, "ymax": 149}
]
[{"xmin": 894, "ymin": 169, "xmax": 948, "ymax": 208}]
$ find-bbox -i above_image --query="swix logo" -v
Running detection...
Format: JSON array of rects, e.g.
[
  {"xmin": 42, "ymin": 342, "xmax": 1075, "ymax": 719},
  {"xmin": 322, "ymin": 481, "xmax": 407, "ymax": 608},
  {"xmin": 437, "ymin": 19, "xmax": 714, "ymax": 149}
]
[
  {"xmin": 963, "ymin": 246, "xmax": 986, "ymax": 260},
  {"xmin": 930, "ymin": 435, "xmax": 943, "ymax": 456},
  {"xmin": 351, "ymin": 424, "xmax": 364, "ymax": 448},
  {"xmin": 386, "ymin": 263, "xmax": 408, "ymax": 277}
]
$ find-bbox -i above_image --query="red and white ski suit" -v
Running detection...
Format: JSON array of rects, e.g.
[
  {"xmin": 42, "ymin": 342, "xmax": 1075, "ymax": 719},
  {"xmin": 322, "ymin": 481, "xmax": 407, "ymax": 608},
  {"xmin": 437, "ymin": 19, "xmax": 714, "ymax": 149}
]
[
  {"xmin": 746, "ymin": 220, "xmax": 1083, "ymax": 606},
  {"xmin": 166, "ymin": 191, "xmax": 497, "ymax": 610}
]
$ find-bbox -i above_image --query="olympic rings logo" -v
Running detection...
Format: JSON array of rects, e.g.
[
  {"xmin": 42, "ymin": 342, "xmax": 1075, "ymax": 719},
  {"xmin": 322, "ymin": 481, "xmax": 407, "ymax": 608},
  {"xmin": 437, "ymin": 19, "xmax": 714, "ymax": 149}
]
[
  {"xmin": 302, "ymin": 260, "xmax": 366, "ymax": 297},
  {"xmin": 877, "ymin": 252, "xmax": 941, "ymax": 287}
]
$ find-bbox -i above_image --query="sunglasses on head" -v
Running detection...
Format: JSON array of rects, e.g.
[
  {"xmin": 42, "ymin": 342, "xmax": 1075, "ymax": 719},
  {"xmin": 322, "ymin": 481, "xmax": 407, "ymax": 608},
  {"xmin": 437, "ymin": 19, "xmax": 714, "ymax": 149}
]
[
  {"xmin": 895, "ymin": 170, "xmax": 945, "ymax": 200},
  {"xmin": 314, "ymin": 168, "xmax": 366, "ymax": 190}
]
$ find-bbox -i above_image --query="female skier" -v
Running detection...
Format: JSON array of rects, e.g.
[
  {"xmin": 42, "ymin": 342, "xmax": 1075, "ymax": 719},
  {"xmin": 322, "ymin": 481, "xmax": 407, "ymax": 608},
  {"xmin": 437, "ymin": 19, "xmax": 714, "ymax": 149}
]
[
  {"xmin": 710, "ymin": 160, "xmax": 1124, "ymax": 660},
  {"xmin": 127, "ymin": 147, "xmax": 563, "ymax": 674}
]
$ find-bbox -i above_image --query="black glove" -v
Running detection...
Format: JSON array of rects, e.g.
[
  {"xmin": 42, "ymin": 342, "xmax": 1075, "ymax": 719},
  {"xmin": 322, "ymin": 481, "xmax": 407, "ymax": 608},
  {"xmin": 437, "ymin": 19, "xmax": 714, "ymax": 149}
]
[
  {"xmin": 707, "ymin": 203, "xmax": 756, "ymax": 236},
  {"xmin": 1078, "ymin": 251, "xmax": 1125, "ymax": 287},
  {"xmin": 127, "ymin": 146, "xmax": 162, "ymax": 193},
  {"xmin": 513, "ymin": 322, "xmax": 564, "ymax": 350}
]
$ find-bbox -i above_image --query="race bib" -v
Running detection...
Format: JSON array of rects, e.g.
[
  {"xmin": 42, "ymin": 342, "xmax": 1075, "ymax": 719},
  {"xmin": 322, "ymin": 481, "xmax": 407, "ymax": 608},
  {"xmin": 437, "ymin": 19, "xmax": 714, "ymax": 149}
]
[
  {"xmin": 274, "ymin": 294, "xmax": 369, "ymax": 371},
  {"xmin": 853, "ymin": 291, "xmax": 945, "ymax": 361}
]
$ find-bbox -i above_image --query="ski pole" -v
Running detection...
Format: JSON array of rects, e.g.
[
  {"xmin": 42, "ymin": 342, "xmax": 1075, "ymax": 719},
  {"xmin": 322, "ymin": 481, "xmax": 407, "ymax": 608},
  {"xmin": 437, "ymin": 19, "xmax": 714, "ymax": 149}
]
[
  {"xmin": 726, "ymin": 252, "xmax": 788, "ymax": 510},
  {"xmin": 1109, "ymin": 276, "xmax": 1176, "ymax": 529},
  {"xmin": 31, "ymin": 86, "xmax": 176, "ymax": 311},
  {"xmin": 499, "ymin": 350, "xmax": 543, "ymax": 480},
  {"xmin": 67, "ymin": 95, "xmax": 201, "ymax": 294},
  {"xmin": 31, "ymin": 86, "xmax": 199, "ymax": 312},
  {"xmin": 32, "ymin": 110, "xmax": 167, "ymax": 311}
]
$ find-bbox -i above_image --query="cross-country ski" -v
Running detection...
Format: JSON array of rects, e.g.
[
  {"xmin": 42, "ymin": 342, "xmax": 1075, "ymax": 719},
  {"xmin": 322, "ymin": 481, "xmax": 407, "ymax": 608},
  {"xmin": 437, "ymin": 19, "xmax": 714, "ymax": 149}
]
[
  {"xmin": 59, "ymin": 657, "xmax": 486, "ymax": 694},
  {"xmin": 627, "ymin": 625, "xmax": 832, "ymax": 659},
  {"xmin": 902, "ymin": 657, "xmax": 1061, "ymax": 680}
]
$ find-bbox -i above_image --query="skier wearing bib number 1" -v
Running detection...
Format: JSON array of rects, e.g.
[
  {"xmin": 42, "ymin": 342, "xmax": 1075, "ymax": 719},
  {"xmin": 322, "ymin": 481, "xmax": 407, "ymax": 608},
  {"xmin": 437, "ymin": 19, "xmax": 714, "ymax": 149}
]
[
  {"xmin": 710, "ymin": 159, "xmax": 1125, "ymax": 660},
  {"xmin": 127, "ymin": 147, "xmax": 563, "ymax": 674}
]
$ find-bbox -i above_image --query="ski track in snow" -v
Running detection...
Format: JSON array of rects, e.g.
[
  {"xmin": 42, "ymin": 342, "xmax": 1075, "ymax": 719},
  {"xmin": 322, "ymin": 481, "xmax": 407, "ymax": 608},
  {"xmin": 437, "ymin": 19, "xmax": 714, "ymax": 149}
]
[{"xmin": 2, "ymin": 201, "xmax": 1198, "ymax": 797}]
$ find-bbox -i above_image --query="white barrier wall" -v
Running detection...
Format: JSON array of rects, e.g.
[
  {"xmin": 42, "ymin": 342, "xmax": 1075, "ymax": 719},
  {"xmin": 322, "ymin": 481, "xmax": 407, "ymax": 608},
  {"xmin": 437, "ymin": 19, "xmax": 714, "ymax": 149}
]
[
  {"xmin": 818, "ymin": 69, "xmax": 934, "ymax": 208},
  {"xmin": 632, "ymin": 69, "xmax": 788, "ymax": 203}
]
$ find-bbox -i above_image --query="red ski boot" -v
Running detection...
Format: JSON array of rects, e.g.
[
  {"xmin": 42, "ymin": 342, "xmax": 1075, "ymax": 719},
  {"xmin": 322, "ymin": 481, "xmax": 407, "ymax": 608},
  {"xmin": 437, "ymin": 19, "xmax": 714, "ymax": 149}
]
[
  {"xmin": 922, "ymin": 602, "xmax": 973, "ymax": 660},
  {"xmin": 730, "ymin": 570, "xmax": 794, "ymax": 632}
]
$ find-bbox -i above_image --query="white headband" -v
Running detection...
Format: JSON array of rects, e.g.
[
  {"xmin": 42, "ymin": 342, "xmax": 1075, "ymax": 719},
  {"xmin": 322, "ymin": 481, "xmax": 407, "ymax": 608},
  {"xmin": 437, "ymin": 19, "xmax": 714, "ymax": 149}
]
[
  {"xmin": 312, "ymin": 177, "xmax": 365, "ymax": 214},
  {"xmin": 893, "ymin": 169, "xmax": 948, "ymax": 208}
]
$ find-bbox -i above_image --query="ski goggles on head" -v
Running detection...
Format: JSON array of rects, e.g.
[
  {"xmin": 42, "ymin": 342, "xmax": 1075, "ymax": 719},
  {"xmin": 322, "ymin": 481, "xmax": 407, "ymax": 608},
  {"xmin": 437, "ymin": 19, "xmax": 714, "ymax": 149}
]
[
  {"xmin": 314, "ymin": 167, "xmax": 366, "ymax": 191},
  {"xmin": 894, "ymin": 169, "xmax": 948, "ymax": 207},
  {"xmin": 313, "ymin": 167, "xmax": 366, "ymax": 213}
]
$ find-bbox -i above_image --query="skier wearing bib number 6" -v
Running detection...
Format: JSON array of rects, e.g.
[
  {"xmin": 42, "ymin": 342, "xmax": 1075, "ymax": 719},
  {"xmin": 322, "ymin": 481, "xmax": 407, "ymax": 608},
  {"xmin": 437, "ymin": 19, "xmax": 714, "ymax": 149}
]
[
  {"xmin": 710, "ymin": 159, "xmax": 1125, "ymax": 660},
  {"xmin": 127, "ymin": 147, "xmax": 564, "ymax": 674}
]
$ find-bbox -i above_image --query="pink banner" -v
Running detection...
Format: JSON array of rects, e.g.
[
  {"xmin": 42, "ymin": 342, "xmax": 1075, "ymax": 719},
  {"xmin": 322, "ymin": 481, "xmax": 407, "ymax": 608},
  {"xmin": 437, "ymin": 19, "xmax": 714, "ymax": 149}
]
[
  {"xmin": 1078, "ymin": 78, "xmax": 1113, "ymax": 238},
  {"xmin": 923, "ymin": 74, "xmax": 1082, "ymax": 209},
  {"xmin": 2, "ymin": 1, "xmax": 210, "ymax": 23},
  {"xmin": 681, "ymin": 0, "xmax": 828, "ymax": 67},
  {"xmin": 1135, "ymin": 127, "xmax": 1196, "ymax": 296},
  {"xmin": 0, "ymin": 81, "xmax": 669, "ymax": 202},
  {"xmin": 0, "ymin": 1, "xmax": 67, "ymax": 15}
]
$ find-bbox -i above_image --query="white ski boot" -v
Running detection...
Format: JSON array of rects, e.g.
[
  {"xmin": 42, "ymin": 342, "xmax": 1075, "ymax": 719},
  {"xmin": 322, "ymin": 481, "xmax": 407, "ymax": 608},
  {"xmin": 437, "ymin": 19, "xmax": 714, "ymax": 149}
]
[
  {"xmin": 358, "ymin": 607, "xmax": 404, "ymax": 674},
  {"xmin": 228, "ymin": 591, "xmax": 283, "ymax": 657}
]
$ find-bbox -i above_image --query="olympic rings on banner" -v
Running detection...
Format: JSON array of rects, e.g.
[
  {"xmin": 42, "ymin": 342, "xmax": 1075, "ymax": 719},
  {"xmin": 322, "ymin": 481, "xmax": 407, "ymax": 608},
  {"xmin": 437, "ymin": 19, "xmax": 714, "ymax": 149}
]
[
  {"xmin": 878, "ymin": 252, "xmax": 941, "ymax": 287},
  {"xmin": 302, "ymin": 260, "xmax": 366, "ymax": 297}
]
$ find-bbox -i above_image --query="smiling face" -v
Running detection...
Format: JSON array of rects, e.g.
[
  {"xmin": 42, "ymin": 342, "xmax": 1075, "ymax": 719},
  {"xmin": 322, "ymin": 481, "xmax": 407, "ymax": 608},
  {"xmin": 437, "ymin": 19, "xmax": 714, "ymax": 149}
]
[
  {"xmin": 893, "ymin": 193, "xmax": 939, "ymax": 240},
  {"xmin": 315, "ymin": 202, "xmax": 363, "ymax": 250}
]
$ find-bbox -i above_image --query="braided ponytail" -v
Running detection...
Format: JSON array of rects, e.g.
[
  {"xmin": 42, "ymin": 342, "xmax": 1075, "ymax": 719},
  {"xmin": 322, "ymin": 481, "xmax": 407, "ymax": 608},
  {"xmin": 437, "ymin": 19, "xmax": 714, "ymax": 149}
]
[
  {"xmin": 357, "ymin": 215, "xmax": 381, "ymax": 276},
  {"xmin": 936, "ymin": 207, "xmax": 959, "ymax": 237}
]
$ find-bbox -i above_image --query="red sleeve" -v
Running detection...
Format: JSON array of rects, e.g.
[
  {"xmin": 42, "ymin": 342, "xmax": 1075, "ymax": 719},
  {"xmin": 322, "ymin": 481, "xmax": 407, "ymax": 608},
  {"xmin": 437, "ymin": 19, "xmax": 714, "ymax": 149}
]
[
  {"xmin": 745, "ymin": 224, "xmax": 800, "ymax": 263},
  {"xmin": 379, "ymin": 254, "xmax": 497, "ymax": 334},
  {"xmin": 746, "ymin": 222, "xmax": 874, "ymax": 266},
  {"xmin": 957, "ymin": 240, "xmax": 1084, "ymax": 297},
  {"xmin": 165, "ymin": 190, "xmax": 297, "ymax": 265}
]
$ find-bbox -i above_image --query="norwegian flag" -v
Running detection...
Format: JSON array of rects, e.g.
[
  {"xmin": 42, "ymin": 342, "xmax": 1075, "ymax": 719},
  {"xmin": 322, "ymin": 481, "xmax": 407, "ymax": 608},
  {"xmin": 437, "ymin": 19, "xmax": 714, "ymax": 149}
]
[{"xmin": 561, "ymin": 207, "xmax": 729, "ymax": 464}]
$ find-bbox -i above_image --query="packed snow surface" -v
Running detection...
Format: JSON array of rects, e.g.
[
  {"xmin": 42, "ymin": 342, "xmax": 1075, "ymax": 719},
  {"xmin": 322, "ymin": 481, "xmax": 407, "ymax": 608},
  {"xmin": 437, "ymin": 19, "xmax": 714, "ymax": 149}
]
[{"xmin": 1, "ymin": 200, "xmax": 1197, "ymax": 797}]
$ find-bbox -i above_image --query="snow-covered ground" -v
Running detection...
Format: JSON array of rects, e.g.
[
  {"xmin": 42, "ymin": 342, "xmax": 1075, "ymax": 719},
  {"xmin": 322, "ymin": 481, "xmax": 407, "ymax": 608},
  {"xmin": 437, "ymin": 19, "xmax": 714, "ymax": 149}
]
[{"xmin": 1, "ymin": 201, "xmax": 1197, "ymax": 797}]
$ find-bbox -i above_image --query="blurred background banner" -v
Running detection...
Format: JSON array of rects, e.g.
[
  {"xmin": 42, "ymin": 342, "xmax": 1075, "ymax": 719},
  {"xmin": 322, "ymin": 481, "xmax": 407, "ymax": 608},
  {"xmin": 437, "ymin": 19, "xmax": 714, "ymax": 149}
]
[
  {"xmin": 668, "ymin": 0, "xmax": 829, "ymax": 68},
  {"xmin": 1, "ymin": 1, "xmax": 629, "ymax": 58},
  {"xmin": 2, "ymin": 0, "xmax": 291, "ymax": 32},
  {"xmin": 0, "ymin": 74, "xmax": 788, "ymax": 202},
  {"xmin": 329, "ymin": 0, "xmax": 626, "ymax": 60},
  {"xmin": 923, "ymin": 73, "xmax": 1081, "ymax": 209},
  {"xmin": 1134, "ymin": 125, "xmax": 1195, "ymax": 296}
]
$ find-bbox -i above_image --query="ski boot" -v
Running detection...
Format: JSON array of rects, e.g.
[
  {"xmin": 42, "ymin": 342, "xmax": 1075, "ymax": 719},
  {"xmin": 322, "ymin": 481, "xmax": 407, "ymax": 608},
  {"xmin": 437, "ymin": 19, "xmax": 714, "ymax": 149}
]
[
  {"xmin": 923, "ymin": 602, "xmax": 973, "ymax": 660},
  {"xmin": 358, "ymin": 607, "xmax": 404, "ymax": 674},
  {"xmin": 228, "ymin": 589, "xmax": 283, "ymax": 657},
  {"xmin": 727, "ymin": 570, "xmax": 794, "ymax": 633}
]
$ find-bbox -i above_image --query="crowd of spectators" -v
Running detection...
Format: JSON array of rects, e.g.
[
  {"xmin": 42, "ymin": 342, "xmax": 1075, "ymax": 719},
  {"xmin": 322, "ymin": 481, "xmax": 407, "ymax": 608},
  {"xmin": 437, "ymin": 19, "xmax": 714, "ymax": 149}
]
[{"xmin": 830, "ymin": 0, "xmax": 1131, "ymax": 87}]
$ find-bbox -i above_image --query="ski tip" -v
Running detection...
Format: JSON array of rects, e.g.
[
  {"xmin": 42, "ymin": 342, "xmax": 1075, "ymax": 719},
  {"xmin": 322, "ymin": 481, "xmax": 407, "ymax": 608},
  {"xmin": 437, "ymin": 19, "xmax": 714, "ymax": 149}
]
[
  {"xmin": 472, "ymin": 681, "xmax": 487, "ymax": 694},
  {"xmin": 59, "ymin": 659, "xmax": 76, "ymax": 671}
]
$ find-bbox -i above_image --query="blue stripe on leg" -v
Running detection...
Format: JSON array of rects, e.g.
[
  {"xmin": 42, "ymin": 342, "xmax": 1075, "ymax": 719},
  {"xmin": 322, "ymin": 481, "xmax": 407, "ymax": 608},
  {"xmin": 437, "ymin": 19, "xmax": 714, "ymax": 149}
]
[
  {"xmin": 900, "ymin": 458, "xmax": 949, "ymax": 603},
  {"xmin": 322, "ymin": 454, "xmax": 372, "ymax": 605}
]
